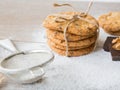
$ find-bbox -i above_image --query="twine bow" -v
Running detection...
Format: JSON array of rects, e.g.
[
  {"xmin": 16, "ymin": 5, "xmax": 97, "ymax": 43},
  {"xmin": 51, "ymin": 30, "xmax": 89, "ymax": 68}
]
[{"xmin": 53, "ymin": 0, "xmax": 99, "ymax": 56}]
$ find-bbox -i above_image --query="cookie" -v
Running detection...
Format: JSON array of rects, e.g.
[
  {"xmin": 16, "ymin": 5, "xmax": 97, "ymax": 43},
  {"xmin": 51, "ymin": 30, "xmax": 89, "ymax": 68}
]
[
  {"xmin": 48, "ymin": 42, "xmax": 95, "ymax": 56},
  {"xmin": 47, "ymin": 34, "xmax": 97, "ymax": 47},
  {"xmin": 47, "ymin": 39, "xmax": 95, "ymax": 50},
  {"xmin": 98, "ymin": 12, "xmax": 120, "ymax": 35},
  {"xmin": 43, "ymin": 12, "xmax": 99, "ymax": 36},
  {"xmin": 103, "ymin": 28, "xmax": 120, "ymax": 36},
  {"xmin": 46, "ymin": 29, "xmax": 97, "ymax": 41}
]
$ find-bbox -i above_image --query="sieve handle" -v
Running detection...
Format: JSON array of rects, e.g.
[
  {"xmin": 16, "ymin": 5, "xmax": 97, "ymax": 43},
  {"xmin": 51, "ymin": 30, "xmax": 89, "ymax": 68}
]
[{"xmin": 0, "ymin": 39, "xmax": 19, "ymax": 53}]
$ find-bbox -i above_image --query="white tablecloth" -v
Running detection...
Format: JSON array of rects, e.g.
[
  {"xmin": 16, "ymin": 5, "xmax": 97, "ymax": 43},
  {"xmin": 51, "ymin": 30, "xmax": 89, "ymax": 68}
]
[{"xmin": 0, "ymin": 27, "xmax": 120, "ymax": 90}]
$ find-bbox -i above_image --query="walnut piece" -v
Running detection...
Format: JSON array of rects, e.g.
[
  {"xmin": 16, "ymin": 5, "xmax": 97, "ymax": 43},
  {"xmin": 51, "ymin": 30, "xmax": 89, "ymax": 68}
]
[{"xmin": 112, "ymin": 37, "xmax": 120, "ymax": 50}]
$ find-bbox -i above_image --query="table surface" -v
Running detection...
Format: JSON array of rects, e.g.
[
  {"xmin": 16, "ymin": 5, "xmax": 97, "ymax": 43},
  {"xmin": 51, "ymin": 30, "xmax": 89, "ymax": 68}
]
[
  {"xmin": 0, "ymin": 0, "xmax": 120, "ymax": 90},
  {"xmin": 60, "ymin": 0, "xmax": 120, "ymax": 2}
]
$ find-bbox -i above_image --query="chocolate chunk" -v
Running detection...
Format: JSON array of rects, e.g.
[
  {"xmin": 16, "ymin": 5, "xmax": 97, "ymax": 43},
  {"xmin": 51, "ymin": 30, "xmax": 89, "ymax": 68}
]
[
  {"xmin": 103, "ymin": 36, "xmax": 120, "ymax": 61},
  {"xmin": 109, "ymin": 45, "xmax": 120, "ymax": 61},
  {"xmin": 103, "ymin": 37, "xmax": 116, "ymax": 52}
]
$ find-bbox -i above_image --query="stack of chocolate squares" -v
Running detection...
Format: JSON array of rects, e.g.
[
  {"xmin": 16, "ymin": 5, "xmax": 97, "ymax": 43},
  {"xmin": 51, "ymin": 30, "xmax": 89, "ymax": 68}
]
[{"xmin": 43, "ymin": 12, "xmax": 99, "ymax": 56}]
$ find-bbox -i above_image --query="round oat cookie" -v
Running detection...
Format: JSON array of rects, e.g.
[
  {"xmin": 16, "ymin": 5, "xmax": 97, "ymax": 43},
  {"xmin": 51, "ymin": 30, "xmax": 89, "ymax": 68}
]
[
  {"xmin": 47, "ymin": 39, "xmax": 95, "ymax": 50},
  {"xmin": 48, "ymin": 42, "xmax": 95, "ymax": 56},
  {"xmin": 47, "ymin": 34, "xmax": 97, "ymax": 47},
  {"xmin": 46, "ymin": 29, "xmax": 97, "ymax": 41},
  {"xmin": 98, "ymin": 12, "xmax": 120, "ymax": 34},
  {"xmin": 104, "ymin": 29, "xmax": 120, "ymax": 36},
  {"xmin": 43, "ymin": 12, "xmax": 99, "ymax": 36}
]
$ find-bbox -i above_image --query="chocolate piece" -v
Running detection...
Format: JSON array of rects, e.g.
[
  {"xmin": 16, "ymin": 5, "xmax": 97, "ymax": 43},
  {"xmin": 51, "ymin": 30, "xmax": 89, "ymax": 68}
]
[
  {"xmin": 103, "ymin": 37, "xmax": 116, "ymax": 52},
  {"xmin": 103, "ymin": 36, "xmax": 120, "ymax": 61},
  {"xmin": 109, "ymin": 46, "xmax": 120, "ymax": 61}
]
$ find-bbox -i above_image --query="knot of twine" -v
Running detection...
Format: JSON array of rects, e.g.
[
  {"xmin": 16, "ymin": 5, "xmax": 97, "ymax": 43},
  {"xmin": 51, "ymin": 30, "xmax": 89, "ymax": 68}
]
[{"xmin": 53, "ymin": 0, "xmax": 99, "ymax": 56}]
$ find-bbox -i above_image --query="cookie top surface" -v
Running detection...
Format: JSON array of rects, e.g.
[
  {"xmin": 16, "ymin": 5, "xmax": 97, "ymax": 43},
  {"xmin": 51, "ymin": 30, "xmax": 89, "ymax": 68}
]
[
  {"xmin": 43, "ymin": 12, "xmax": 99, "ymax": 36},
  {"xmin": 98, "ymin": 12, "xmax": 120, "ymax": 32}
]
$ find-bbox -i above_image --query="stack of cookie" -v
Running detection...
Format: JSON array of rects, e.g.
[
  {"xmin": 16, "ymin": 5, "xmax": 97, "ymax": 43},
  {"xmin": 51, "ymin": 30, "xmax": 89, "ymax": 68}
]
[
  {"xmin": 43, "ymin": 12, "xmax": 99, "ymax": 56},
  {"xmin": 98, "ymin": 12, "xmax": 120, "ymax": 36}
]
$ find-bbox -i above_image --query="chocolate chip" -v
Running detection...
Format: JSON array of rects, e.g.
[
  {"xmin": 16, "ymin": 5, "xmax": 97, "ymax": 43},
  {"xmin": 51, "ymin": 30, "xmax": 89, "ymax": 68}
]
[
  {"xmin": 60, "ymin": 40, "xmax": 64, "ymax": 43},
  {"xmin": 59, "ymin": 26, "xmax": 62, "ymax": 30},
  {"xmin": 75, "ymin": 23, "xmax": 79, "ymax": 26}
]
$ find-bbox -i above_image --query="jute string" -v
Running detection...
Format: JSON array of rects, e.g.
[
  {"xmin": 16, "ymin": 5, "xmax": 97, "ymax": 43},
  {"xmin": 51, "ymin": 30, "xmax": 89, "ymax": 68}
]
[{"xmin": 53, "ymin": 0, "xmax": 99, "ymax": 57}]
